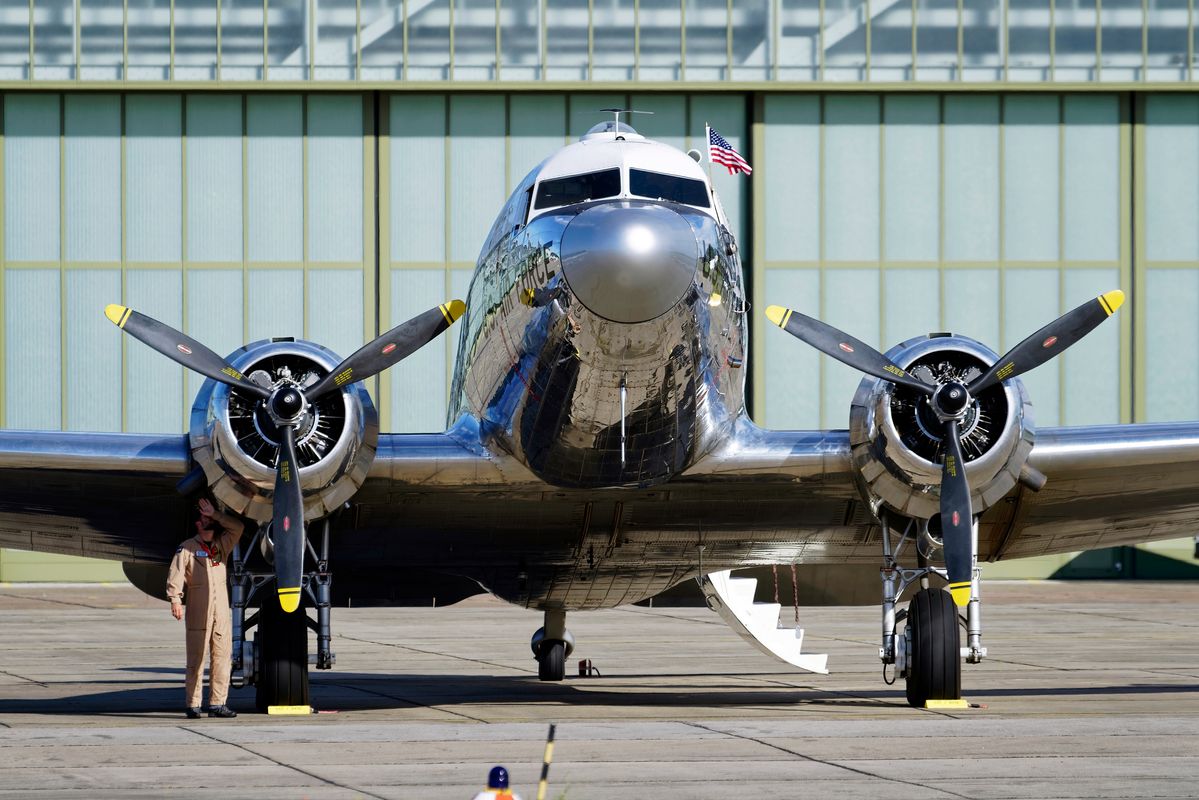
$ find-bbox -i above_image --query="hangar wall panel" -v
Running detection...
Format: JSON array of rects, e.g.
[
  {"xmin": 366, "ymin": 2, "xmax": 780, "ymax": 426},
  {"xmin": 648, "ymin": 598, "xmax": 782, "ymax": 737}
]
[
  {"xmin": 185, "ymin": 95, "xmax": 243, "ymax": 263},
  {"xmin": 125, "ymin": 269, "xmax": 184, "ymax": 434},
  {"xmin": 4, "ymin": 269, "xmax": 60, "ymax": 430},
  {"xmin": 4, "ymin": 94, "xmax": 59, "ymax": 262},
  {"xmin": 126, "ymin": 95, "xmax": 183, "ymax": 264},
  {"xmin": 1140, "ymin": 95, "xmax": 1199, "ymax": 423}
]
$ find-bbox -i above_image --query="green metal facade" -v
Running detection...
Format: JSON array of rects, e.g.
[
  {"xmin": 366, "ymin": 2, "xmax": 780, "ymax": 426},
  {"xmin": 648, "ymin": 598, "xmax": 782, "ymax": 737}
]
[{"xmin": 1, "ymin": 3, "xmax": 1199, "ymax": 581}]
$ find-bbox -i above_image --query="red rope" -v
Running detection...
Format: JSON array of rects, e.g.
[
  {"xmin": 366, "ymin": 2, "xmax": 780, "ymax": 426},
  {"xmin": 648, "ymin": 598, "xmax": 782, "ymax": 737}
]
[{"xmin": 791, "ymin": 563, "xmax": 799, "ymax": 626}]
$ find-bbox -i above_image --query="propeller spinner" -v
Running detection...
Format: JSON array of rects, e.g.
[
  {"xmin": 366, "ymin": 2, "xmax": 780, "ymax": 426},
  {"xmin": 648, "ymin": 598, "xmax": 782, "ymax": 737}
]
[
  {"xmin": 765, "ymin": 290, "xmax": 1124, "ymax": 607},
  {"xmin": 105, "ymin": 300, "xmax": 466, "ymax": 613}
]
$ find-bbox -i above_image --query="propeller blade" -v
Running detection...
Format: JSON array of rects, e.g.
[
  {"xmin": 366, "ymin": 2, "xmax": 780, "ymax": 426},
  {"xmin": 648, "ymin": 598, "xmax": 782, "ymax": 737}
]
[
  {"xmin": 968, "ymin": 290, "xmax": 1125, "ymax": 396},
  {"xmin": 764, "ymin": 305, "xmax": 934, "ymax": 396},
  {"xmin": 939, "ymin": 419, "xmax": 974, "ymax": 608},
  {"xmin": 104, "ymin": 304, "xmax": 270, "ymax": 400},
  {"xmin": 272, "ymin": 425, "xmax": 305, "ymax": 613},
  {"xmin": 304, "ymin": 300, "xmax": 467, "ymax": 401}
]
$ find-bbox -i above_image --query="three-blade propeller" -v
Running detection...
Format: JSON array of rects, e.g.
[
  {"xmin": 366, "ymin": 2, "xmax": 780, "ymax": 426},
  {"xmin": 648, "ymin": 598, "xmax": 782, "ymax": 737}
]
[
  {"xmin": 105, "ymin": 300, "xmax": 466, "ymax": 612},
  {"xmin": 765, "ymin": 290, "xmax": 1125, "ymax": 607}
]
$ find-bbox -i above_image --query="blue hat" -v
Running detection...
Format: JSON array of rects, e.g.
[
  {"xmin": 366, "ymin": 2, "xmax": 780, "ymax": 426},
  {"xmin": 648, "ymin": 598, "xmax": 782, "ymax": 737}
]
[{"xmin": 488, "ymin": 766, "xmax": 509, "ymax": 789}]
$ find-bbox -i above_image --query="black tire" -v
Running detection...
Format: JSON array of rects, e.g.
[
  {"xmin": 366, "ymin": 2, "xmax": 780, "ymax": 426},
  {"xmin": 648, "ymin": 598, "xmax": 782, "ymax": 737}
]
[
  {"xmin": 904, "ymin": 588, "xmax": 961, "ymax": 708},
  {"xmin": 255, "ymin": 599, "xmax": 310, "ymax": 713},
  {"xmin": 537, "ymin": 639, "xmax": 566, "ymax": 682}
]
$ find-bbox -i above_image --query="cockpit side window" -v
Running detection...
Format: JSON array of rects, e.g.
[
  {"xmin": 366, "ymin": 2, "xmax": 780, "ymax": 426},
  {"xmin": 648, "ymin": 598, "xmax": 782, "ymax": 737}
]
[
  {"xmin": 628, "ymin": 169, "xmax": 711, "ymax": 208},
  {"xmin": 533, "ymin": 168, "xmax": 621, "ymax": 210}
]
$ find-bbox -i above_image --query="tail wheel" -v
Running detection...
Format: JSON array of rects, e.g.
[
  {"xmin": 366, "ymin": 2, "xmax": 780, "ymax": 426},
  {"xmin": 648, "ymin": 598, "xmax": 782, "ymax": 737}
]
[
  {"xmin": 905, "ymin": 588, "xmax": 961, "ymax": 708},
  {"xmin": 537, "ymin": 639, "xmax": 566, "ymax": 682},
  {"xmin": 255, "ymin": 599, "xmax": 310, "ymax": 713}
]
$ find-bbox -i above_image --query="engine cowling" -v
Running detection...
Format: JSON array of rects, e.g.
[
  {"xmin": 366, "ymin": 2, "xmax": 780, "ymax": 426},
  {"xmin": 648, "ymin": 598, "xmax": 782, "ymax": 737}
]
[
  {"xmin": 188, "ymin": 339, "xmax": 379, "ymax": 523},
  {"xmin": 848, "ymin": 333, "xmax": 1035, "ymax": 521}
]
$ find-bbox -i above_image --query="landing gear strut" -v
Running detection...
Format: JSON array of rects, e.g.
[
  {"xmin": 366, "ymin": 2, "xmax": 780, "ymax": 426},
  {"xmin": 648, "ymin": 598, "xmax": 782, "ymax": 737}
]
[
  {"xmin": 230, "ymin": 519, "xmax": 337, "ymax": 710},
  {"xmin": 531, "ymin": 609, "xmax": 575, "ymax": 682},
  {"xmin": 877, "ymin": 512, "xmax": 985, "ymax": 708}
]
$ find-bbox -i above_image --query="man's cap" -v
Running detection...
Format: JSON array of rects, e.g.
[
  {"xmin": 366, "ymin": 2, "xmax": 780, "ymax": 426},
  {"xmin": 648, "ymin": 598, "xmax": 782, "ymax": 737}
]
[{"xmin": 488, "ymin": 766, "xmax": 509, "ymax": 789}]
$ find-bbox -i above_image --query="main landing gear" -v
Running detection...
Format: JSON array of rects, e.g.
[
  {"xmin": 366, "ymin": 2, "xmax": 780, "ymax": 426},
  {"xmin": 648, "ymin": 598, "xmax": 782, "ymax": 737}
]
[
  {"xmin": 877, "ymin": 512, "xmax": 986, "ymax": 708},
  {"xmin": 531, "ymin": 609, "xmax": 575, "ymax": 682},
  {"xmin": 230, "ymin": 519, "xmax": 336, "ymax": 712}
]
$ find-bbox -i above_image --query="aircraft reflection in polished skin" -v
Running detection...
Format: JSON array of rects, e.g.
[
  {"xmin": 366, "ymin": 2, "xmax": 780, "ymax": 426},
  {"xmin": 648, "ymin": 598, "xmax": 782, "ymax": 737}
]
[{"xmin": 1, "ymin": 113, "xmax": 1197, "ymax": 713}]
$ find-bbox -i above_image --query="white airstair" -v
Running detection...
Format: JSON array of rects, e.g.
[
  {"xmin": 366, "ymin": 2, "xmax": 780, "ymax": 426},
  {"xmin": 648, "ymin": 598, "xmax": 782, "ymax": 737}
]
[{"xmin": 698, "ymin": 570, "xmax": 829, "ymax": 675}]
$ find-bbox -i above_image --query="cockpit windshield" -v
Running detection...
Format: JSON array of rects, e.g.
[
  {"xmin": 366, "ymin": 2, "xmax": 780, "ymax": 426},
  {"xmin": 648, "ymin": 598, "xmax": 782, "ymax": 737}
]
[
  {"xmin": 534, "ymin": 168, "xmax": 622, "ymax": 209},
  {"xmin": 629, "ymin": 169, "xmax": 710, "ymax": 208}
]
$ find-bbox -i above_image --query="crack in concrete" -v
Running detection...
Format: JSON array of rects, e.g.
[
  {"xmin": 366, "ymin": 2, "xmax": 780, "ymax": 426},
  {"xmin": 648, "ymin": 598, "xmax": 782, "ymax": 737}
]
[
  {"xmin": 0, "ymin": 592, "xmax": 105, "ymax": 610},
  {"xmin": 319, "ymin": 679, "xmax": 491, "ymax": 724},
  {"xmin": 0, "ymin": 669, "xmax": 47, "ymax": 688},
  {"xmin": 683, "ymin": 720, "xmax": 976, "ymax": 799},
  {"xmin": 183, "ymin": 724, "xmax": 391, "ymax": 800},
  {"xmin": 337, "ymin": 633, "xmax": 536, "ymax": 675}
]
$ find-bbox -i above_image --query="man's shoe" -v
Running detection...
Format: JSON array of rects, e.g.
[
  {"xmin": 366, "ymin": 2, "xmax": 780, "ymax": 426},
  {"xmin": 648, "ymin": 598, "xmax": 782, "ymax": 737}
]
[
  {"xmin": 208, "ymin": 705, "xmax": 237, "ymax": 718},
  {"xmin": 185, "ymin": 707, "xmax": 202, "ymax": 719}
]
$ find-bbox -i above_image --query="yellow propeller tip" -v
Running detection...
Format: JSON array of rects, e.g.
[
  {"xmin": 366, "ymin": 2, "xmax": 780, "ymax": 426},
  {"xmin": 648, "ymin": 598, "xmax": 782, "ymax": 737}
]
[
  {"xmin": 764, "ymin": 305, "xmax": 789, "ymax": 327},
  {"xmin": 1099, "ymin": 289, "xmax": 1125, "ymax": 316},
  {"xmin": 445, "ymin": 299, "xmax": 467, "ymax": 323},
  {"xmin": 104, "ymin": 304, "xmax": 130, "ymax": 327},
  {"xmin": 277, "ymin": 589, "xmax": 301, "ymax": 613},
  {"xmin": 949, "ymin": 584, "xmax": 972, "ymax": 607}
]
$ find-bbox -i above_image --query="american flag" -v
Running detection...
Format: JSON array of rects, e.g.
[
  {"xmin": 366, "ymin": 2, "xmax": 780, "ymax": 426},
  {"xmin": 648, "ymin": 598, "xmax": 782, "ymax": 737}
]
[{"xmin": 708, "ymin": 126, "xmax": 752, "ymax": 175}]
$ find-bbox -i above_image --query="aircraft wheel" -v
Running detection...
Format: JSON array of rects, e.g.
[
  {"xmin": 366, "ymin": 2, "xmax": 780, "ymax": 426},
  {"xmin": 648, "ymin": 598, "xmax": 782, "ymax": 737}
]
[
  {"xmin": 537, "ymin": 639, "xmax": 566, "ymax": 682},
  {"xmin": 905, "ymin": 588, "xmax": 961, "ymax": 708},
  {"xmin": 255, "ymin": 599, "xmax": 310, "ymax": 713}
]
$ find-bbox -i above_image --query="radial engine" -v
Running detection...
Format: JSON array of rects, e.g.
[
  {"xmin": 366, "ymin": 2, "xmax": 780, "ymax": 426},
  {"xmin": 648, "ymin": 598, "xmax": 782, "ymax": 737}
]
[
  {"xmin": 187, "ymin": 339, "xmax": 379, "ymax": 524},
  {"xmin": 848, "ymin": 333, "xmax": 1039, "ymax": 524}
]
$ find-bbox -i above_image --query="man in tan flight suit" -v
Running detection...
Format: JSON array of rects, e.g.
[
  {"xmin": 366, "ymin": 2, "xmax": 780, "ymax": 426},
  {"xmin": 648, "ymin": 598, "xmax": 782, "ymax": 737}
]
[{"xmin": 167, "ymin": 497, "xmax": 245, "ymax": 718}]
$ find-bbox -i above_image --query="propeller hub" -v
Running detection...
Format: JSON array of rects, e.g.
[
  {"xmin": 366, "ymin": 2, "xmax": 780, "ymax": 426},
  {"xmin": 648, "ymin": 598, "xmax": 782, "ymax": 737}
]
[
  {"xmin": 932, "ymin": 381, "xmax": 971, "ymax": 420},
  {"xmin": 269, "ymin": 386, "xmax": 306, "ymax": 425}
]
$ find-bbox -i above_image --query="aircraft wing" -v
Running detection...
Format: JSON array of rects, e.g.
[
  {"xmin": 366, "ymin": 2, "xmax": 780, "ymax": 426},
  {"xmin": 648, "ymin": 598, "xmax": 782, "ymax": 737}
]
[
  {"xmin": 0, "ymin": 427, "xmax": 516, "ymax": 566},
  {"xmin": 669, "ymin": 419, "xmax": 1199, "ymax": 567},
  {"xmin": 0, "ymin": 431, "xmax": 194, "ymax": 563},
  {"xmin": 0, "ymin": 420, "xmax": 1197, "ymax": 575},
  {"xmin": 982, "ymin": 421, "xmax": 1199, "ymax": 561}
]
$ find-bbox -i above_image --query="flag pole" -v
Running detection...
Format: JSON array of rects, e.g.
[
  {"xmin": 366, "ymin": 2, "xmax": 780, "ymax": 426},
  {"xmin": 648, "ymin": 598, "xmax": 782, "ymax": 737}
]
[{"xmin": 704, "ymin": 122, "xmax": 713, "ymax": 185}]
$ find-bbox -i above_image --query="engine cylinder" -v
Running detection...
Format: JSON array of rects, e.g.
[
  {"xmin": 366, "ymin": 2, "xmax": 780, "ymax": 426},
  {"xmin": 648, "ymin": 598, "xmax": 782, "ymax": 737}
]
[
  {"xmin": 848, "ymin": 334, "xmax": 1035, "ymax": 520},
  {"xmin": 188, "ymin": 340, "xmax": 379, "ymax": 523}
]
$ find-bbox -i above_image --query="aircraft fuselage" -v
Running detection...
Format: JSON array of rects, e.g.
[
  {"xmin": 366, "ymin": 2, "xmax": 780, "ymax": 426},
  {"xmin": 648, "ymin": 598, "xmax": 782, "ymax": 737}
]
[{"xmin": 449, "ymin": 125, "xmax": 748, "ymax": 488}]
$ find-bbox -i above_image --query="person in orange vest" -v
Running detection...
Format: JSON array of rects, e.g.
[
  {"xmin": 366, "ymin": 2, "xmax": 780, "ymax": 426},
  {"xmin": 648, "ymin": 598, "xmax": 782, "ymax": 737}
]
[
  {"xmin": 166, "ymin": 497, "xmax": 245, "ymax": 718},
  {"xmin": 471, "ymin": 766, "xmax": 522, "ymax": 800}
]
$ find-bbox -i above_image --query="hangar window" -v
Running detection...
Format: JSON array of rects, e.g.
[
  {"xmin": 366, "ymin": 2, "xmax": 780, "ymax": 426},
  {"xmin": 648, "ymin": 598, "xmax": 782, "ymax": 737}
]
[
  {"xmin": 629, "ymin": 169, "xmax": 710, "ymax": 208},
  {"xmin": 534, "ymin": 168, "xmax": 621, "ymax": 209}
]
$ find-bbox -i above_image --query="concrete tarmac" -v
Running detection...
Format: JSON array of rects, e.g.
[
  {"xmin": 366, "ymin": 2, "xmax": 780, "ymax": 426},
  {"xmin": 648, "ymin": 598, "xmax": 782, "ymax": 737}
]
[{"xmin": 0, "ymin": 581, "xmax": 1197, "ymax": 799}]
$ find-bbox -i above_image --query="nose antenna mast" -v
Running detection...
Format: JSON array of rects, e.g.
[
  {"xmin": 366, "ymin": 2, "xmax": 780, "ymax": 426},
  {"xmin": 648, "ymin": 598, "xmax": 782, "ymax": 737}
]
[{"xmin": 598, "ymin": 108, "xmax": 653, "ymax": 139}]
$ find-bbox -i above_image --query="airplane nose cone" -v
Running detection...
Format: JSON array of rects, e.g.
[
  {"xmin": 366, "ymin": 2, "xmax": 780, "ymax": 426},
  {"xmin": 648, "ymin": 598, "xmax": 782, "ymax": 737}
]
[{"xmin": 560, "ymin": 203, "xmax": 699, "ymax": 324}]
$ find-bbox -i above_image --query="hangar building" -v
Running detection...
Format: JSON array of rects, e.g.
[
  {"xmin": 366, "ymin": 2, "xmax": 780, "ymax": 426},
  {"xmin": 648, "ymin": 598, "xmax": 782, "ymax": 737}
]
[{"xmin": 0, "ymin": 0, "xmax": 1195, "ymax": 579}]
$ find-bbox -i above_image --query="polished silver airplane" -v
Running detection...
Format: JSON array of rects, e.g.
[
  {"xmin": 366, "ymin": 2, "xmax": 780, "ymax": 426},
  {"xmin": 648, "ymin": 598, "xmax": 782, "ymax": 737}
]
[{"xmin": 1, "ymin": 114, "xmax": 1196, "ymax": 712}]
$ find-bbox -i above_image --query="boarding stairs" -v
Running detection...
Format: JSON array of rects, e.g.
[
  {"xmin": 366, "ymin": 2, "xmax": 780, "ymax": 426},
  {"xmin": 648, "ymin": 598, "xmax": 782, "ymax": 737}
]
[{"xmin": 699, "ymin": 570, "xmax": 829, "ymax": 675}]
